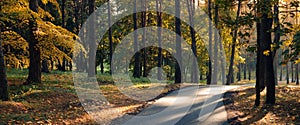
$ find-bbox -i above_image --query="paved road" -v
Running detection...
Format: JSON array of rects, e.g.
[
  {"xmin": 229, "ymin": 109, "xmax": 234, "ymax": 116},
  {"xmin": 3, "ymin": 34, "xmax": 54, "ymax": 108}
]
[{"xmin": 112, "ymin": 85, "xmax": 243, "ymax": 125}]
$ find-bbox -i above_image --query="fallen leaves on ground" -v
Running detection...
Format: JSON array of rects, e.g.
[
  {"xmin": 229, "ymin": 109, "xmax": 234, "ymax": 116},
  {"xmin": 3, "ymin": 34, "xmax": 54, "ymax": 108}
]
[
  {"xmin": 0, "ymin": 73, "xmax": 181, "ymax": 124},
  {"xmin": 224, "ymin": 86, "xmax": 300, "ymax": 125}
]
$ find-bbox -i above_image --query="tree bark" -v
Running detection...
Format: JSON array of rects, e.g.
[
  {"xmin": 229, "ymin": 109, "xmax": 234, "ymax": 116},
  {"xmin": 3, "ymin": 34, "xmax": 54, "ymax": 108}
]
[
  {"xmin": 88, "ymin": 0, "xmax": 96, "ymax": 77},
  {"xmin": 41, "ymin": 60, "xmax": 50, "ymax": 73},
  {"xmin": 237, "ymin": 63, "xmax": 241, "ymax": 81},
  {"xmin": 291, "ymin": 62, "xmax": 294, "ymax": 83},
  {"xmin": 296, "ymin": 64, "xmax": 299, "ymax": 85},
  {"xmin": 142, "ymin": 0, "xmax": 147, "ymax": 77},
  {"xmin": 26, "ymin": 0, "xmax": 41, "ymax": 84},
  {"xmin": 260, "ymin": 0, "xmax": 275, "ymax": 104},
  {"xmin": 156, "ymin": 0, "xmax": 163, "ymax": 80},
  {"xmin": 212, "ymin": 3, "xmax": 219, "ymax": 84},
  {"xmin": 133, "ymin": 0, "xmax": 140, "ymax": 78},
  {"xmin": 207, "ymin": 0, "xmax": 212, "ymax": 85},
  {"xmin": 175, "ymin": 0, "xmax": 182, "ymax": 83},
  {"xmin": 287, "ymin": 63, "xmax": 289, "ymax": 84},
  {"xmin": 187, "ymin": 0, "xmax": 198, "ymax": 83},
  {"xmin": 108, "ymin": 0, "xmax": 113, "ymax": 75},
  {"xmin": 226, "ymin": 0, "xmax": 241, "ymax": 85},
  {"xmin": 0, "ymin": 26, "xmax": 9, "ymax": 101}
]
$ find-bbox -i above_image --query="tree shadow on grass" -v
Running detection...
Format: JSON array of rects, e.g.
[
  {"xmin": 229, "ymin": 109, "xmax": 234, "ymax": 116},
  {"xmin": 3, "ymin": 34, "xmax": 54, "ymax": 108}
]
[{"xmin": 223, "ymin": 87, "xmax": 270, "ymax": 125}]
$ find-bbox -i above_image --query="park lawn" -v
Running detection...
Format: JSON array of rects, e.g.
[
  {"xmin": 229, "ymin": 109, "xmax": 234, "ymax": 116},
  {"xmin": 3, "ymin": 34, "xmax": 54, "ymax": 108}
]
[
  {"xmin": 0, "ymin": 69, "xmax": 180, "ymax": 124},
  {"xmin": 224, "ymin": 85, "xmax": 300, "ymax": 124}
]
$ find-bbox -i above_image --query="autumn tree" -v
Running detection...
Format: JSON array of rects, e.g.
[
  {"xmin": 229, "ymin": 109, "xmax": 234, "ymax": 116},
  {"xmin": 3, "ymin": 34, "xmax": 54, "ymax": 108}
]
[
  {"xmin": 88, "ymin": 0, "xmax": 96, "ymax": 77},
  {"xmin": 175, "ymin": 0, "xmax": 182, "ymax": 83},
  {"xmin": 133, "ymin": 0, "xmax": 140, "ymax": 78},
  {"xmin": 0, "ymin": 4, "xmax": 8, "ymax": 100},
  {"xmin": 226, "ymin": 0, "xmax": 241, "ymax": 85},
  {"xmin": 26, "ymin": 0, "xmax": 42, "ymax": 84}
]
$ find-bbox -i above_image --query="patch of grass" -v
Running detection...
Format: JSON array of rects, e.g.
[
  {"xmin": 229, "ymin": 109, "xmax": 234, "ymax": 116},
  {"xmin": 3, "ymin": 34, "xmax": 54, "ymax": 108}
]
[{"xmin": 2, "ymin": 69, "xmax": 182, "ymax": 124}]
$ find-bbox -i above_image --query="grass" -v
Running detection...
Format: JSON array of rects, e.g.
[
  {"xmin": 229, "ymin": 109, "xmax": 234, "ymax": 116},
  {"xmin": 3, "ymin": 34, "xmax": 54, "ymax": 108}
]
[
  {"xmin": 224, "ymin": 86, "xmax": 300, "ymax": 124},
  {"xmin": 1, "ymin": 69, "xmax": 181, "ymax": 124}
]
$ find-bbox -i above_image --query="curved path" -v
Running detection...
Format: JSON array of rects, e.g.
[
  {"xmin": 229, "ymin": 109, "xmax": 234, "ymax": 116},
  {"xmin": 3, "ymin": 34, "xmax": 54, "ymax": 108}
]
[{"xmin": 112, "ymin": 85, "xmax": 247, "ymax": 125}]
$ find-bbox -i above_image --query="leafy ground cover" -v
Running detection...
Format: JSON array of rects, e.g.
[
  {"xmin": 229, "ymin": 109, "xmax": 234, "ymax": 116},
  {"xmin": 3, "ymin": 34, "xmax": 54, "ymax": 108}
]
[
  {"xmin": 224, "ymin": 84, "xmax": 300, "ymax": 124},
  {"xmin": 0, "ymin": 69, "xmax": 181, "ymax": 124}
]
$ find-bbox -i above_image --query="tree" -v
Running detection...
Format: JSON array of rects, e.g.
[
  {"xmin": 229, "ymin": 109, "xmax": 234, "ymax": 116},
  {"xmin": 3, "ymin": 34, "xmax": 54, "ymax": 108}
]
[
  {"xmin": 256, "ymin": 0, "xmax": 276, "ymax": 105},
  {"xmin": 186, "ymin": 0, "xmax": 198, "ymax": 83},
  {"xmin": 226, "ymin": 0, "xmax": 241, "ymax": 85},
  {"xmin": 175, "ymin": 0, "xmax": 182, "ymax": 83},
  {"xmin": 133, "ymin": 0, "xmax": 140, "ymax": 78},
  {"xmin": 156, "ymin": 0, "xmax": 163, "ymax": 80},
  {"xmin": 0, "ymin": 6, "xmax": 9, "ymax": 100},
  {"xmin": 26, "ymin": 0, "xmax": 42, "ymax": 84},
  {"xmin": 212, "ymin": 1, "xmax": 219, "ymax": 84},
  {"xmin": 142, "ymin": 0, "xmax": 147, "ymax": 77},
  {"xmin": 207, "ymin": 0, "xmax": 212, "ymax": 85},
  {"xmin": 88, "ymin": 0, "xmax": 96, "ymax": 77},
  {"xmin": 108, "ymin": 0, "xmax": 113, "ymax": 75}
]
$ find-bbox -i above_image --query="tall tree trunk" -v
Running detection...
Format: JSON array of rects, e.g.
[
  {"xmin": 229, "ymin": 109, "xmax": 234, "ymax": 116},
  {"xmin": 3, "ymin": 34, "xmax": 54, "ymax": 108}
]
[
  {"xmin": 175, "ymin": 0, "xmax": 182, "ymax": 83},
  {"xmin": 26, "ymin": 0, "xmax": 41, "ymax": 84},
  {"xmin": 60, "ymin": 0, "xmax": 66, "ymax": 71},
  {"xmin": 291, "ymin": 62, "xmax": 294, "ymax": 83},
  {"xmin": 187, "ymin": 0, "xmax": 198, "ymax": 83},
  {"xmin": 237, "ymin": 63, "xmax": 241, "ymax": 81},
  {"xmin": 255, "ymin": 0, "xmax": 261, "ymax": 106},
  {"xmin": 296, "ymin": 64, "xmax": 299, "ymax": 85},
  {"xmin": 88, "ymin": 0, "xmax": 96, "ymax": 77},
  {"xmin": 156, "ymin": 0, "xmax": 163, "ymax": 80},
  {"xmin": 142, "ymin": 0, "xmax": 147, "ymax": 77},
  {"xmin": 226, "ymin": 0, "xmax": 241, "ymax": 85},
  {"xmin": 273, "ymin": 2, "xmax": 280, "ymax": 85},
  {"xmin": 133, "ymin": 0, "xmax": 140, "ymax": 78},
  {"xmin": 280, "ymin": 63, "xmax": 283, "ymax": 81},
  {"xmin": 108, "ymin": 0, "xmax": 113, "ymax": 75},
  {"xmin": 244, "ymin": 63, "xmax": 247, "ymax": 80},
  {"xmin": 260, "ymin": 0, "xmax": 275, "ymax": 104},
  {"xmin": 248, "ymin": 63, "xmax": 251, "ymax": 80},
  {"xmin": 212, "ymin": 2, "xmax": 219, "ymax": 84},
  {"xmin": 0, "ymin": 26, "xmax": 9, "ymax": 101},
  {"xmin": 207, "ymin": 0, "xmax": 212, "ymax": 85},
  {"xmin": 287, "ymin": 63, "xmax": 289, "ymax": 84},
  {"xmin": 218, "ymin": 28, "xmax": 226, "ymax": 84},
  {"xmin": 41, "ymin": 60, "xmax": 50, "ymax": 73}
]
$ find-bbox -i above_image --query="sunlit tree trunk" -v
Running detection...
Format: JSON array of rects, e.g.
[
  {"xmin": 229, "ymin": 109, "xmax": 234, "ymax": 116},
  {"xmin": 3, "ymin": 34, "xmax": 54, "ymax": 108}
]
[
  {"xmin": 187, "ymin": 0, "xmax": 198, "ymax": 83},
  {"xmin": 212, "ymin": 2, "xmax": 219, "ymax": 84}
]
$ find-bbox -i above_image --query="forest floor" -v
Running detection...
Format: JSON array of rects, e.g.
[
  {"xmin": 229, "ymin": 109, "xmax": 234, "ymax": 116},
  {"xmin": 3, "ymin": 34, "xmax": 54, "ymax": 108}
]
[
  {"xmin": 0, "ymin": 69, "xmax": 182, "ymax": 124},
  {"xmin": 224, "ymin": 83, "xmax": 300, "ymax": 124}
]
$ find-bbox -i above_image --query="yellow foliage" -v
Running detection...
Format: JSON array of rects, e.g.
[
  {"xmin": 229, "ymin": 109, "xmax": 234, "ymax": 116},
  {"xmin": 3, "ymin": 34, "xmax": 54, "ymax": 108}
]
[
  {"xmin": 263, "ymin": 50, "xmax": 270, "ymax": 56},
  {"xmin": 283, "ymin": 39, "xmax": 293, "ymax": 47}
]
